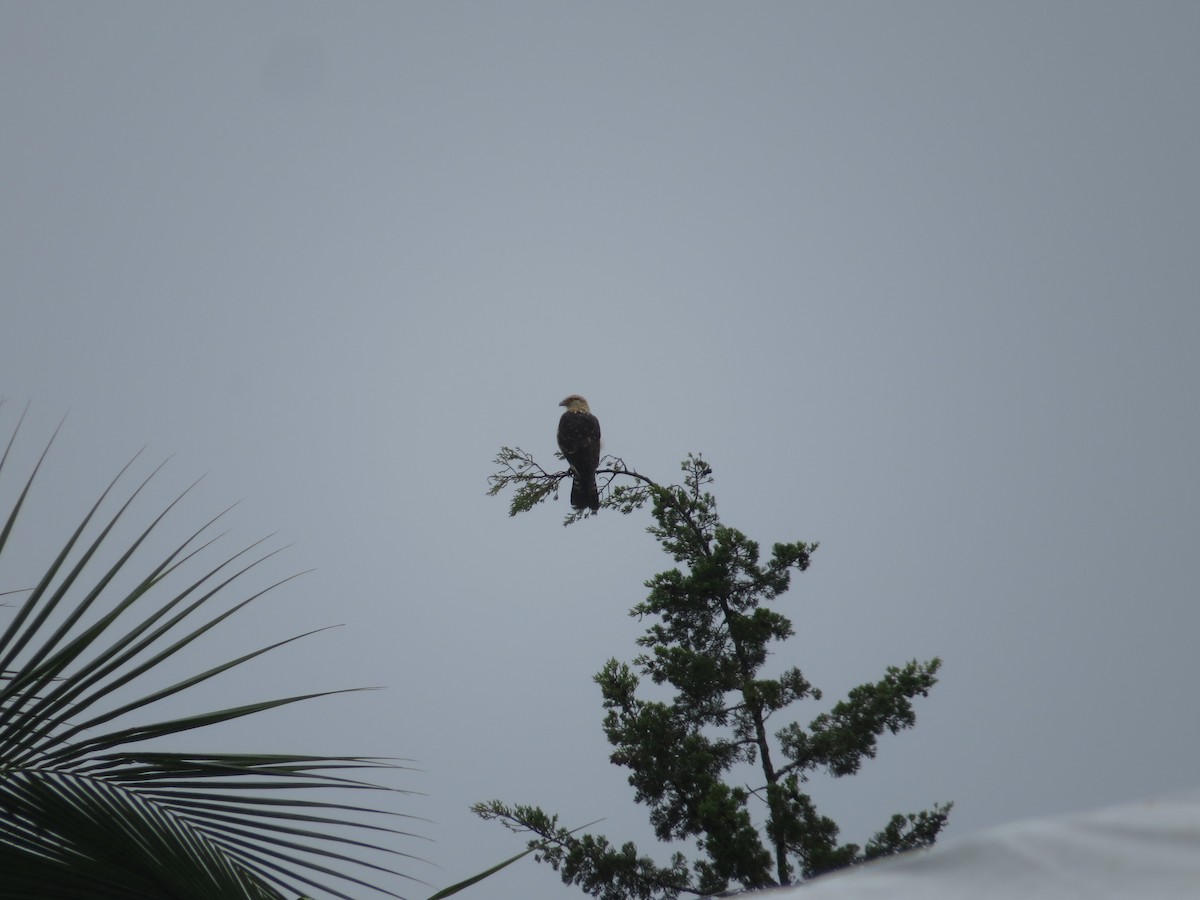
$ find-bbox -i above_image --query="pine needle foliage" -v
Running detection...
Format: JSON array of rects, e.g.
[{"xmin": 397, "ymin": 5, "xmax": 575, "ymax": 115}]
[{"xmin": 479, "ymin": 449, "xmax": 950, "ymax": 897}]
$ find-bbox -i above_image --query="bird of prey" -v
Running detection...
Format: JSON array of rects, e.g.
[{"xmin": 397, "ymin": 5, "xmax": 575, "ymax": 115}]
[{"xmin": 557, "ymin": 394, "xmax": 601, "ymax": 512}]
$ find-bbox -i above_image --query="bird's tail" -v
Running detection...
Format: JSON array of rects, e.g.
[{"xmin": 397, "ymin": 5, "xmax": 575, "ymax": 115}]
[{"xmin": 571, "ymin": 471, "xmax": 601, "ymax": 513}]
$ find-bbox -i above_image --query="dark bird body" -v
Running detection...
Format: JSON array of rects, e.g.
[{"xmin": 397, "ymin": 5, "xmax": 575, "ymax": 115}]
[{"xmin": 557, "ymin": 395, "xmax": 601, "ymax": 512}]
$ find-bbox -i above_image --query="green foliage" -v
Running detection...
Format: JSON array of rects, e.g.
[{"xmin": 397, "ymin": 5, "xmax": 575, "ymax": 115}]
[
  {"xmin": 0, "ymin": 412, "xmax": 424, "ymax": 900},
  {"xmin": 425, "ymin": 839, "xmax": 551, "ymax": 900},
  {"xmin": 488, "ymin": 447, "xmax": 562, "ymax": 517},
  {"xmin": 480, "ymin": 450, "xmax": 951, "ymax": 896},
  {"xmin": 487, "ymin": 448, "xmax": 650, "ymax": 525},
  {"xmin": 472, "ymin": 802, "xmax": 691, "ymax": 900}
]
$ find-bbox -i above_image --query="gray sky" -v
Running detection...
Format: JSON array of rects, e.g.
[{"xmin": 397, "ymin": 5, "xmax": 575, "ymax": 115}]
[{"xmin": 3, "ymin": 3, "xmax": 1198, "ymax": 898}]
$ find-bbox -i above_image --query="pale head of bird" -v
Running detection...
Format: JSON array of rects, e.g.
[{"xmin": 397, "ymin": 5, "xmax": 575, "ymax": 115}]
[{"xmin": 559, "ymin": 395, "xmax": 591, "ymax": 413}]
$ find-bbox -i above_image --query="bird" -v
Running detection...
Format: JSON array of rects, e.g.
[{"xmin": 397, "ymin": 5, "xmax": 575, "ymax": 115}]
[{"xmin": 557, "ymin": 394, "xmax": 601, "ymax": 512}]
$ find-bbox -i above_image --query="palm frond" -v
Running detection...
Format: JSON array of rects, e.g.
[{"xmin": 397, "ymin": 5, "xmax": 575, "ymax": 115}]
[{"xmin": 0, "ymin": 415, "xmax": 424, "ymax": 900}]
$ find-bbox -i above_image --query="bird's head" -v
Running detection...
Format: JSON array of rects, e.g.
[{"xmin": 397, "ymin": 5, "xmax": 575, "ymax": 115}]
[{"xmin": 559, "ymin": 395, "xmax": 591, "ymax": 413}]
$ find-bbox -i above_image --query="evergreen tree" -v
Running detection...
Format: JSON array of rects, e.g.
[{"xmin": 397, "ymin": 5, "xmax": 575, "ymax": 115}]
[{"xmin": 477, "ymin": 449, "xmax": 950, "ymax": 898}]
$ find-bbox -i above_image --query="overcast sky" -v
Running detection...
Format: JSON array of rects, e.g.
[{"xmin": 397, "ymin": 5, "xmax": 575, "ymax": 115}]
[{"xmin": 2, "ymin": 3, "xmax": 1198, "ymax": 898}]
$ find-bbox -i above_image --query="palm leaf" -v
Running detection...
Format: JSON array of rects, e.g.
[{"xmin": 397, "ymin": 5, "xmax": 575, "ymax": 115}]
[{"xmin": 0, "ymin": 413, "xmax": 425, "ymax": 900}]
